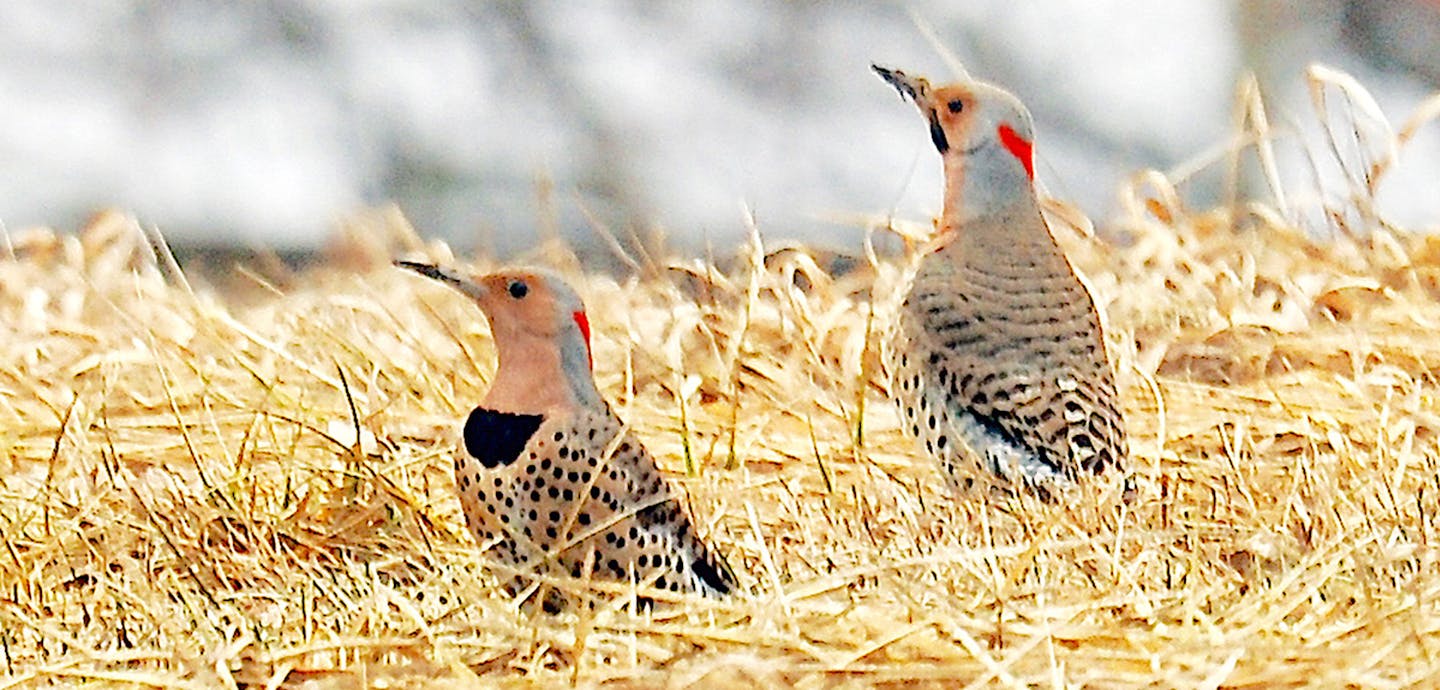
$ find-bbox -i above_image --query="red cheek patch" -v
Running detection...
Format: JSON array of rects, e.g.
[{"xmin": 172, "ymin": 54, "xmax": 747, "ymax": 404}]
[
  {"xmin": 998, "ymin": 124, "xmax": 1034, "ymax": 180},
  {"xmin": 572, "ymin": 310, "xmax": 593, "ymax": 368}
]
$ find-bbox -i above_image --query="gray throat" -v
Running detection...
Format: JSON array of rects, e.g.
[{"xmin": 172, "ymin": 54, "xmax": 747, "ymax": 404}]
[{"xmin": 559, "ymin": 326, "xmax": 603, "ymax": 409}]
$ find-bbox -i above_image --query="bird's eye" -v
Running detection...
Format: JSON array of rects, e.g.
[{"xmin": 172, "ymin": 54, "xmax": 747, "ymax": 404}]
[
  {"xmin": 947, "ymin": 99, "xmax": 964, "ymax": 114},
  {"xmin": 507, "ymin": 280, "xmax": 528, "ymax": 299}
]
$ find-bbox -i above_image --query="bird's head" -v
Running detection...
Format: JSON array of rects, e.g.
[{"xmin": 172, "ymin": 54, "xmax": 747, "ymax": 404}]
[
  {"xmin": 396, "ymin": 261, "xmax": 599, "ymax": 411},
  {"xmin": 873, "ymin": 64, "xmax": 1037, "ymax": 218}
]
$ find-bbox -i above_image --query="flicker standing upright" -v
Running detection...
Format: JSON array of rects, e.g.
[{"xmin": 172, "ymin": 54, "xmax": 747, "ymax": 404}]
[
  {"xmin": 871, "ymin": 64, "xmax": 1126, "ymax": 498},
  {"xmin": 396, "ymin": 262, "xmax": 735, "ymax": 599}
]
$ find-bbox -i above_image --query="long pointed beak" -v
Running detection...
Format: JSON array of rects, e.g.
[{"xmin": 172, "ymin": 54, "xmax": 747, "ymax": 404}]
[
  {"xmin": 872, "ymin": 64, "xmax": 928, "ymax": 105},
  {"xmin": 873, "ymin": 64, "xmax": 952, "ymax": 154},
  {"xmin": 394, "ymin": 260, "xmax": 488, "ymax": 301}
]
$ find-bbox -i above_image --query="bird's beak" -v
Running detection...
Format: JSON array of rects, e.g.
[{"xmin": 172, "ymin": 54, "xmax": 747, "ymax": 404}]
[
  {"xmin": 394, "ymin": 260, "xmax": 488, "ymax": 301},
  {"xmin": 872, "ymin": 64, "xmax": 930, "ymax": 106},
  {"xmin": 872, "ymin": 63, "xmax": 950, "ymax": 154}
]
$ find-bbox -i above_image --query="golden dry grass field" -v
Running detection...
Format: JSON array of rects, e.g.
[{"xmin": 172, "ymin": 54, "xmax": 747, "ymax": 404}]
[{"xmin": 4, "ymin": 74, "xmax": 1440, "ymax": 688}]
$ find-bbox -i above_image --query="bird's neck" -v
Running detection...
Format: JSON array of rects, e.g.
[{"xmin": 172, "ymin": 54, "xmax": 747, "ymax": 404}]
[
  {"xmin": 941, "ymin": 141, "xmax": 1035, "ymax": 221},
  {"xmin": 482, "ymin": 329, "xmax": 601, "ymax": 415},
  {"xmin": 936, "ymin": 148, "xmax": 1054, "ymax": 259}
]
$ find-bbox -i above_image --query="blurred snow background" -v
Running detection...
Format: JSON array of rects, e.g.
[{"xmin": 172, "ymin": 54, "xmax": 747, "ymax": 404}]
[{"xmin": 1, "ymin": 0, "xmax": 1437, "ymax": 256}]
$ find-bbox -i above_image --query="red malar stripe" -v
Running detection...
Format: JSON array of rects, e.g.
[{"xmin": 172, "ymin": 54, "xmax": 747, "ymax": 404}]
[
  {"xmin": 998, "ymin": 124, "xmax": 1034, "ymax": 180},
  {"xmin": 572, "ymin": 310, "xmax": 593, "ymax": 368}
]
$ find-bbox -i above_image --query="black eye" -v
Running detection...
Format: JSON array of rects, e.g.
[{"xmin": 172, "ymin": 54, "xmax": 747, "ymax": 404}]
[
  {"xmin": 947, "ymin": 99, "xmax": 964, "ymax": 114},
  {"xmin": 507, "ymin": 280, "xmax": 528, "ymax": 299}
]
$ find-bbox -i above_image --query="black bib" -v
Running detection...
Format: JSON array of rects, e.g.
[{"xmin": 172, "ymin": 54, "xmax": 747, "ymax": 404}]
[{"xmin": 463, "ymin": 407, "xmax": 544, "ymax": 468}]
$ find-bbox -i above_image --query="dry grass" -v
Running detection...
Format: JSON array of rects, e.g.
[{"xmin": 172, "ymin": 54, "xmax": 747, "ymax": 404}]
[{"xmin": 4, "ymin": 69, "xmax": 1440, "ymax": 687}]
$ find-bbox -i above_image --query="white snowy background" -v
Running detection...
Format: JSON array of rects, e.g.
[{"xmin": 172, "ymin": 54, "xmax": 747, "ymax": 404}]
[{"xmin": 1, "ymin": 0, "xmax": 1437, "ymax": 256}]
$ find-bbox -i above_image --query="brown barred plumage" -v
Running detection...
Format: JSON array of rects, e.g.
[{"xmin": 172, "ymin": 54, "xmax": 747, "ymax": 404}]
[{"xmin": 874, "ymin": 65, "xmax": 1127, "ymax": 498}]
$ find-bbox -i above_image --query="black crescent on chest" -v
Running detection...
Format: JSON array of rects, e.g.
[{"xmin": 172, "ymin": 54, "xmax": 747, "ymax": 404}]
[{"xmin": 463, "ymin": 407, "xmax": 545, "ymax": 468}]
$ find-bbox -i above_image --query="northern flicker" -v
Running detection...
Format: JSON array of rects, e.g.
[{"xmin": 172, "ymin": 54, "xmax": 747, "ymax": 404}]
[
  {"xmin": 872, "ymin": 64, "xmax": 1126, "ymax": 498},
  {"xmin": 396, "ymin": 261, "xmax": 735, "ymax": 600}
]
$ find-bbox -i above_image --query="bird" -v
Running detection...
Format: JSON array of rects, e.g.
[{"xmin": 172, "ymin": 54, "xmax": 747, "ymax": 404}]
[
  {"xmin": 395, "ymin": 261, "xmax": 736, "ymax": 602},
  {"xmin": 871, "ymin": 64, "xmax": 1126, "ymax": 499}
]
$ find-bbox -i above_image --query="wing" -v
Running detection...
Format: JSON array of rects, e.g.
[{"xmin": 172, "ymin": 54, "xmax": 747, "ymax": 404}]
[
  {"xmin": 901, "ymin": 245, "xmax": 1126, "ymax": 488},
  {"xmin": 902, "ymin": 280, "xmax": 1065, "ymax": 468},
  {"xmin": 534, "ymin": 409, "xmax": 735, "ymax": 596}
]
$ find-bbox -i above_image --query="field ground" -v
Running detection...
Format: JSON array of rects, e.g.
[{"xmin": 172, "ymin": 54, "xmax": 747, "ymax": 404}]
[{"xmin": 2, "ymin": 180, "xmax": 1440, "ymax": 689}]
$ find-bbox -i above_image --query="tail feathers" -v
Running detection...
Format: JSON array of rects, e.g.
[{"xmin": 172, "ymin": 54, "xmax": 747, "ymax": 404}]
[
  {"xmin": 672, "ymin": 513, "xmax": 736, "ymax": 596},
  {"xmin": 687, "ymin": 543, "xmax": 737, "ymax": 596},
  {"xmin": 943, "ymin": 401, "xmax": 1072, "ymax": 497}
]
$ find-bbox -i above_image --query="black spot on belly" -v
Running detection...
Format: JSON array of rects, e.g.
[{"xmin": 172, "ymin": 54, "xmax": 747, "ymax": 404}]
[{"xmin": 463, "ymin": 407, "xmax": 544, "ymax": 468}]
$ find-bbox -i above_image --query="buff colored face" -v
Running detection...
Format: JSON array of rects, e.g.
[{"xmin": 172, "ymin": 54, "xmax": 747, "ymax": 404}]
[
  {"xmin": 924, "ymin": 84, "xmax": 981, "ymax": 155},
  {"xmin": 929, "ymin": 85, "xmax": 1034, "ymax": 180},
  {"xmin": 468, "ymin": 271, "xmax": 593, "ymax": 361},
  {"xmin": 393, "ymin": 261, "xmax": 593, "ymax": 361},
  {"xmin": 874, "ymin": 65, "xmax": 1035, "ymax": 180},
  {"xmin": 470, "ymin": 272, "xmax": 558, "ymax": 336}
]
